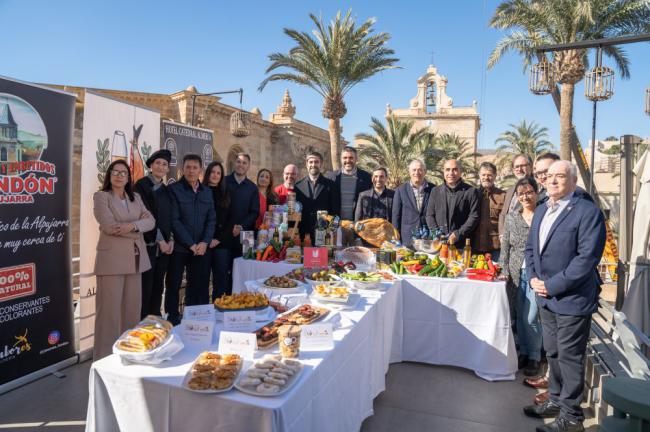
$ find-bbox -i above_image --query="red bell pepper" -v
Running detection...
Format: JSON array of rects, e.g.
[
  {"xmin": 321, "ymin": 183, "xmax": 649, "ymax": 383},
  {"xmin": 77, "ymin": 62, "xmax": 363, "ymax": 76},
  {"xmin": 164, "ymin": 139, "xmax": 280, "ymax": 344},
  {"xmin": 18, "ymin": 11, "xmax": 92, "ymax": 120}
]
[{"xmin": 467, "ymin": 273, "xmax": 495, "ymax": 282}]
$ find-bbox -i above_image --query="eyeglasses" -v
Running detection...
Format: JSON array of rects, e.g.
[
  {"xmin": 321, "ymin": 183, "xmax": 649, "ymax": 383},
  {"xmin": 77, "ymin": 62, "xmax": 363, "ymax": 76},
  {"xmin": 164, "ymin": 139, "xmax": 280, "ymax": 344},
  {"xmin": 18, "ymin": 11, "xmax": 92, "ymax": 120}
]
[
  {"xmin": 513, "ymin": 164, "xmax": 530, "ymax": 170},
  {"xmin": 111, "ymin": 170, "xmax": 129, "ymax": 178},
  {"xmin": 517, "ymin": 190, "xmax": 536, "ymax": 197},
  {"xmin": 534, "ymin": 170, "xmax": 548, "ymax": 179}
]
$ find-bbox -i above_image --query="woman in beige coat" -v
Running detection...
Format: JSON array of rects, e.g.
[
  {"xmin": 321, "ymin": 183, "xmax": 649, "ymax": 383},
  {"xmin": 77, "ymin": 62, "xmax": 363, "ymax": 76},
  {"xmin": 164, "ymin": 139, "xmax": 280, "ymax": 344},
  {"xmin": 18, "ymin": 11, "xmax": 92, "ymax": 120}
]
[{"xmin": 93, "ymin": 159, "xmax": 155, "ymax": 360}]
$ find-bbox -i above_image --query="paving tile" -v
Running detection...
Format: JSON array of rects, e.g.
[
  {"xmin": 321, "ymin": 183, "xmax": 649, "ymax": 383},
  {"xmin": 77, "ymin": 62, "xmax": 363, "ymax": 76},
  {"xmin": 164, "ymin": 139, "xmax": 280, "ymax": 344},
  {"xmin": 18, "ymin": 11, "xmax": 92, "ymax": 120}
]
[
  {"xmin": 362, "ymin": 404, "xmax": 522, "ymax": 432},
  {"xmin": 373, "ymin": 362, "xmax": 542, "ymax": 430},
  {"xmin": 0, "ymin": 361, "xmax": 90, "ymax": 429}
]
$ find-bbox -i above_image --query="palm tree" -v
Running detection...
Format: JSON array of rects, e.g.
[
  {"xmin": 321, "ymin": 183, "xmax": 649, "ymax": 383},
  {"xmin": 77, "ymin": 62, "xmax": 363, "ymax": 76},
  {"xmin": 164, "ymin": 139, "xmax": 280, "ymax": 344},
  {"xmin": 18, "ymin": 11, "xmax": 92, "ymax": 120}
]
[
  {"xmin": 259, "ymin": 10, "xmax": 400, "ymax": 170},
  {"xmin": 488, "ymin": 0, "xmax": 650, "ymax": 160},
  {"xmin": 356, "ymin": 116, "xmax": 429, "ymax": 188},
  {"xmin": 494, "ymin": 119, "xmax": 553, "ymax": 171},
  {"xmin": 422, "ymin": 133, "xmax": 481, "ymax": 184}
]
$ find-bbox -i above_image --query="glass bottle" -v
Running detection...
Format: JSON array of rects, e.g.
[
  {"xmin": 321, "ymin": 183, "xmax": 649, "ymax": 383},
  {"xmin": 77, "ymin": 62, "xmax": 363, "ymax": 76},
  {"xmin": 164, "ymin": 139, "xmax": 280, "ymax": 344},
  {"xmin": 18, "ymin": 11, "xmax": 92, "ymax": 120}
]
[{"xmin": 462, "ymin": 238, "xmax": 472, "ymax": 269}]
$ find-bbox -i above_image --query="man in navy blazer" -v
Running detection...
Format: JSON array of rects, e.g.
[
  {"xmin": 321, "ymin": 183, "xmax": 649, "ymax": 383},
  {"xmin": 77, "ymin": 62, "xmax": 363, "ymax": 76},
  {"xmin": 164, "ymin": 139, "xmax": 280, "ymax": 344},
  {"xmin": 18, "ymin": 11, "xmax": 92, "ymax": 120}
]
[
  {"xmin": 391, "ymin": 159, "xmax": 434, "ymax": 248},
  {"xmin": 523, "ymin": 161, "xmax": 605, "ymax": 432}
]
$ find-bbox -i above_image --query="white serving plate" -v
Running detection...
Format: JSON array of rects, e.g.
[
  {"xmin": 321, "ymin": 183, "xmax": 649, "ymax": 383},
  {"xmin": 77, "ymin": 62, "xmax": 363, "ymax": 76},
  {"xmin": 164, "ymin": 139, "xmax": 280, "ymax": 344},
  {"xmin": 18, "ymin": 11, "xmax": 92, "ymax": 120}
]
[
  {"xmin": 235, "ymin": 360, "xmax": 304, "ymax": 397},
  {"xmin": 255, "ymin": 278, "xmax": 308, "ymax": 294},
  {"xmin": 310, "ymin": 293, "xmax": 361, "ymax": 310},
  {"xmin": 216, "ymin": 306, "xmax": 276, "ymax": 323},
  {"xmin": 182, "ymin": 354, "xmax": 247, "ymax": 394}
]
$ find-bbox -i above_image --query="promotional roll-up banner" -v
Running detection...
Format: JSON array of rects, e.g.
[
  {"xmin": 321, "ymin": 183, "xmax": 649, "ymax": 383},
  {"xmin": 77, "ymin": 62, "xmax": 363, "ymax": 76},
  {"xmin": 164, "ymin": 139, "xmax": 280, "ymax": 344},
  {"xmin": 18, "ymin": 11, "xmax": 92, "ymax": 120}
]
[
  {"xmin": 79, "ymin": 91, "xmax": 160, "ymax": 355},
  {"xmin": 162, "ymin": 120, "xmax": 214, "ymax": 183},
  {"xmin": 0, "ymin": 76, "xmax": 76, "ymax": 390}
]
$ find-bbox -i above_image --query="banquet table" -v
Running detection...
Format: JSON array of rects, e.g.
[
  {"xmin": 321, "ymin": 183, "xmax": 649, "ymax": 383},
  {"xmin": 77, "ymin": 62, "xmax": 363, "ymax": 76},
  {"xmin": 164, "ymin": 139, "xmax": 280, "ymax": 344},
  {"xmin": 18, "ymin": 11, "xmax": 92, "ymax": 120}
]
[
  {"xmin": 234, "ymin": 260, "xmax": 516, "ymax": 381},
  {"xmin": 86, "ymin": 260, "xmax": 517, "ymax": 432},
  {"xmin": 86, "ymin": 285, "xmax": 403, "ymax": 432}
]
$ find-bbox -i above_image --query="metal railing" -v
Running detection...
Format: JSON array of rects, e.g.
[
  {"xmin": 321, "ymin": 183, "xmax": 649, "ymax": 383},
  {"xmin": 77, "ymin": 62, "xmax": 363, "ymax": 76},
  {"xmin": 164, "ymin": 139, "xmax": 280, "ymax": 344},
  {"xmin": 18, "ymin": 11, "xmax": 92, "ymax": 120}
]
[{"xmin": 586, "ymin": 298, "xmax": 650, "ymax": 423}]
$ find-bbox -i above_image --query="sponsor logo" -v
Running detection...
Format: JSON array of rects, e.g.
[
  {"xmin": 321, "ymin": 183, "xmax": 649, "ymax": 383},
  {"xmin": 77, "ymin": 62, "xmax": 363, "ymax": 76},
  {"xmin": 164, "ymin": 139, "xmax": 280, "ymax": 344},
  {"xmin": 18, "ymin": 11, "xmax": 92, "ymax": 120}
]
[
  {"xmin": 48, "ymin": 330, "xmax": 61, "ymax": 345},
  {"xmin": 0, "ymin": 93, "xmax": 57, "ymax": 205},
  {"xmin": 0, "ymin": 329, "xmax": 31, "ymax": 363}
]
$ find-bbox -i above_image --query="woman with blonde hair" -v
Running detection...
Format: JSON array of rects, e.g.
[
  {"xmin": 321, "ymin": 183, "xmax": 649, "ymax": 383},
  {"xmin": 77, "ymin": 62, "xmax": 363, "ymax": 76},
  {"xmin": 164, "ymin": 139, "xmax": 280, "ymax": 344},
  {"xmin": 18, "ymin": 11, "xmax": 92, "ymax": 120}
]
[{"xmin": 93, "ymin": 159, "xmax": 155, "ymax": 360}]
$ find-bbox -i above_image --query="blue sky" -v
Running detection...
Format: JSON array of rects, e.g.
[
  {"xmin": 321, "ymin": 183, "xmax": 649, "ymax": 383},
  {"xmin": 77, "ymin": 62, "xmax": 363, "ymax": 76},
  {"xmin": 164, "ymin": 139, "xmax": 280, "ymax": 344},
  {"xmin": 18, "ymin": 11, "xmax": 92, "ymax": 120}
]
[{"xmin": 1, "ymin": 0, "xmax": 648, "ymax": 150}]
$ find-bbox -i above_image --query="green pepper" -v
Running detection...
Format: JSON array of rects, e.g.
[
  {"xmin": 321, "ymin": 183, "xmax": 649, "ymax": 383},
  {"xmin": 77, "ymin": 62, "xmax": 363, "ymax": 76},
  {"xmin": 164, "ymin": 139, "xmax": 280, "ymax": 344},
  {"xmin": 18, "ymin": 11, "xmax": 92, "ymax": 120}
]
[{"xmin": 418, "ymin": 265, "xmax": 433, "ymax": 276}]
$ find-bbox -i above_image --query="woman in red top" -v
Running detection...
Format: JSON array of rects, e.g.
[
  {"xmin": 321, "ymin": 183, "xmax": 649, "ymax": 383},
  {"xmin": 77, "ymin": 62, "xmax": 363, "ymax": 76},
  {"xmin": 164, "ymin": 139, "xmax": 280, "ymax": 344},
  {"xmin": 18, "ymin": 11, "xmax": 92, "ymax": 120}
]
[{"xmin": 255, "ymin": 168, "xmax": 279, "ymax": 229}]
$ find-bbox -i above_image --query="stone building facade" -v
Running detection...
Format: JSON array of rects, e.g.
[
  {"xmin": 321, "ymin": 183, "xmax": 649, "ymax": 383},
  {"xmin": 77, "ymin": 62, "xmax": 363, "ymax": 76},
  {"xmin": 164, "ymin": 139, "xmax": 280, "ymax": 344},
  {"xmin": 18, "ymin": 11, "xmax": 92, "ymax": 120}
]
[
  {"xmin": 45, "ymin": 84, "xmax": 333, "ymax": 258},
  {"xmin": 48, "ymin": 84, "xmax": 332, "ymax": 179},
  {"xmin": 386, "ymin": 65, "xmax": 480, "ymax": 154}
]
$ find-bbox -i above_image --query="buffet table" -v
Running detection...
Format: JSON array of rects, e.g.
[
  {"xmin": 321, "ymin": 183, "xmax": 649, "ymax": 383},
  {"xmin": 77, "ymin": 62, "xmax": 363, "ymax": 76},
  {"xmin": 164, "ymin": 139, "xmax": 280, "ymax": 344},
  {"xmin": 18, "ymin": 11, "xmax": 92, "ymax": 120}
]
[
  {"xmin": 398, "ymin": 275, "xmax": 517, "ymax": 381},
  {"xmin": 232, "ymin": 259, "xmax": 516, "ymax": 380},
  {"xmin": 86, "ymin": 285, "xmax": 402, "ymax": 432},
  {"xmin": 86, "ymin": 260, "xmax": 517, "ymax": 432}
]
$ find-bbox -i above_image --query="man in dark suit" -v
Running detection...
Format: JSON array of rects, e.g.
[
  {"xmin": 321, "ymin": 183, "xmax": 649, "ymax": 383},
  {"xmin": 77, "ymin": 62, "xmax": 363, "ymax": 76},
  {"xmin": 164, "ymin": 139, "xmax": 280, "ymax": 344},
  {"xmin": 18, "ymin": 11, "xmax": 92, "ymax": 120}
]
[
  {"xmin": 134, "ymin": 149, "xmax": 173, "ymax": 318},
  {"xmin": 355, "ymin": 167, "xmax": 394, "ymax": 221},
  {"xmin": 523, "ymin": 161, "xmax": 606, "ymax": 432},
  {"xmin": 425, "ymin": 159, "xmax": 480, "ymax": 246},
  {"xmin": 391, "ymin": 159, "xmax": 434, "ymax": 247},
  {"xmin": 295, "ymin": 151, "xmax": 337, "ymax": 241},
  {"xmin": 326, "ymin": 146, "xmax": 372, "ymax": 220},
  {"xmin": 224, "ymin": 152, "xmax": 259, "ymax": 258}
]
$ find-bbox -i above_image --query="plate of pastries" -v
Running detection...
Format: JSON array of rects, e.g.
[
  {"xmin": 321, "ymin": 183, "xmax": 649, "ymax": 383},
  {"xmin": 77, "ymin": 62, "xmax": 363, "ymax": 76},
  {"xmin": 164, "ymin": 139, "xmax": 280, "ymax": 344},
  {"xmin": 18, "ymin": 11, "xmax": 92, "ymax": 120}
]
[{"xmin": 183, "ymin": 352, "xmax": 244, "ymax": 393}]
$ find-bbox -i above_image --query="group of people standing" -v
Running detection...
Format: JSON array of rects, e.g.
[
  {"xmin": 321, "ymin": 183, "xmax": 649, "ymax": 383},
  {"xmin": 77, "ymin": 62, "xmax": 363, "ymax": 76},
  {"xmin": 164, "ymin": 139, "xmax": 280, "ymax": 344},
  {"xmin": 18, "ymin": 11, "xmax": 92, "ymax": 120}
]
[{"xmin": 91, "ymin": 144, "xmax": 605, "ymax": 432}]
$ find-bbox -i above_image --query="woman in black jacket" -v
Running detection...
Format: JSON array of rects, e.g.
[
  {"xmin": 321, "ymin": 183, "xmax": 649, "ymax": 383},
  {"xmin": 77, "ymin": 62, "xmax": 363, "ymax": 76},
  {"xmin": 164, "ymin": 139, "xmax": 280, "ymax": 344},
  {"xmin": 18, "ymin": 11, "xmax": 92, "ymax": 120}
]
[{"xmin": 203, "ymin": 161, "xmax": 233, "ymax": 299}]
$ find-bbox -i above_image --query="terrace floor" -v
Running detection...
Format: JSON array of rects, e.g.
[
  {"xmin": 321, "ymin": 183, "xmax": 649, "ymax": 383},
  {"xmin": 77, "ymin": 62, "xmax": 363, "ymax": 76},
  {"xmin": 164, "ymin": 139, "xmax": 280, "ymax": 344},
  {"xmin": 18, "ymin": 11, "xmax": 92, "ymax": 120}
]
[{"xmin": 0, "ymin": 359, "xmax": 598, "ymax": 432}]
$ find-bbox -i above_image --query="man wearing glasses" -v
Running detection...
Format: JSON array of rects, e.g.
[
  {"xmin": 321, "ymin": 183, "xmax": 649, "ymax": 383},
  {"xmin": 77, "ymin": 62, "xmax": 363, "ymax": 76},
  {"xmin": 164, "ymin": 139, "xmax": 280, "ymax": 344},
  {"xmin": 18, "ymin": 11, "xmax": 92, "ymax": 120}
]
[
  {"xmin": 499, "ymin": 154, "xmax": 532, "ymax": 239},
  {"xmin": 533, "ymin": 153, "xmax": 561, "ymax": 204}
]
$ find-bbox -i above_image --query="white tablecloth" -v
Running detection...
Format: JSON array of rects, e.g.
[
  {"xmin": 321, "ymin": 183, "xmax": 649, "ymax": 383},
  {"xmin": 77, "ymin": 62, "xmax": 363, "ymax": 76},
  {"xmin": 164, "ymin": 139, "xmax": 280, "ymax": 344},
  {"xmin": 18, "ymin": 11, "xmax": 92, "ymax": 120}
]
[
  {"xmin": 86, "ymin": 285, "xmax": 402, "ymax": 432},
  {"xmin": 86, "ymin": 261, "xmax": 517, "ymax": 432},
  {"xmin": 398, "ymin": 275, "xmax": 517, "ymax": 381},
  {"xmin": 232, "ymin": 258, "xmax": 300, "ymax": 292}
]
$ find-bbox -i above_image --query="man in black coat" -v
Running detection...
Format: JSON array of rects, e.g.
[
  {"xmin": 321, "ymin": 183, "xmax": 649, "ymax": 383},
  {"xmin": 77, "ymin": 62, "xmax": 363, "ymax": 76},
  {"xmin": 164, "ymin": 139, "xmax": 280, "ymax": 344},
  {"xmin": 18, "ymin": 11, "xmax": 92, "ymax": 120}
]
[
  {"xmin": 325, "ymin": 146, "xmax": 372, "ymax": 220},
  {"xmin": 133, "ymin": 149, "xmax": 173, "ymax": 318},
  {"xmin": 391, "ymin": 159, "xmax": 434, "ymax": 247},
  {"xmin": 355, "ymin": 167, "xmax": 394, "ymax": 221},
  {"xmin": 425, "ymin": 159, "xmax": 479, "ymax": 246},
  {"xmin": 295, "ymin": 151, "xmax": 337, "ymax": 241},
  {"xmin": 224, "ymin": 152, "xmax": 259, "ymax": 258}
]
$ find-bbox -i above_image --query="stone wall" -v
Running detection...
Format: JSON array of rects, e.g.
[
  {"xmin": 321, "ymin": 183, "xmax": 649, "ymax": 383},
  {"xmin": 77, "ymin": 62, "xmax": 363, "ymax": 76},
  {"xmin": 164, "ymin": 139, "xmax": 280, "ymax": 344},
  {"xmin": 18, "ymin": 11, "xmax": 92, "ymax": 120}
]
[{"xmin": 47, "ymin": 84, "xmax": 333, "ymax": 260}]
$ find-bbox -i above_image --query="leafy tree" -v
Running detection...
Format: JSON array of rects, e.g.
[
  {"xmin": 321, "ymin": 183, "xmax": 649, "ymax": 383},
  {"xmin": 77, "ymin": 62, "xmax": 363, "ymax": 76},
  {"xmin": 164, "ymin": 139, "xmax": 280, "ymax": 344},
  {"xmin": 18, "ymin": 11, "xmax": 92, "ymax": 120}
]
[
  {"xmin": 488, "ymin": 0, "xmax": 650, "ymax": 160},
  {"xmin": 259, "ymin": 10, "xmax": 400, "ymax": 170}
]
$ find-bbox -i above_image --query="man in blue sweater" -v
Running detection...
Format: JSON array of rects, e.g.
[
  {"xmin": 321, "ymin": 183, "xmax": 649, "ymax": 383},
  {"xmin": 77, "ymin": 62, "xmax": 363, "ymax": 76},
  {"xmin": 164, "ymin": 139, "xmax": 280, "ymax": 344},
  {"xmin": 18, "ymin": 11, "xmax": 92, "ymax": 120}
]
[{"xmin": 166, "ymin": 154, "xmax": 216, "ymax": 325}]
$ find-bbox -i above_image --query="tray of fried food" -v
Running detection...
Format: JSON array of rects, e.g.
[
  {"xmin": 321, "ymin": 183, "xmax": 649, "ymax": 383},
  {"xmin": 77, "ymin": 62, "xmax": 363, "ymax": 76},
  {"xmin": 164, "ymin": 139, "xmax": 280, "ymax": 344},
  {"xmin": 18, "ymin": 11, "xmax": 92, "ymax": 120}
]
[
  {"xmin": 254, "ymin": 305, "xmax": 330, "ymax": 348},
  {"xmin": 312, "ymin": 282, "xmax": 350, "ymax": 303},
  {"xmin": 114, "ymin": 315, "xmax": 172, "ymax": 353},
  {"xmin": 214, "ymin": 291, "xmax": 269, "ymax": 312},
  {"xmin": 235, "ymin": 354, "xmax": 304, "ymax": 397},
  {"xmin": 183, "ymin": 352, "xmax": 244, "ymax": 393}
]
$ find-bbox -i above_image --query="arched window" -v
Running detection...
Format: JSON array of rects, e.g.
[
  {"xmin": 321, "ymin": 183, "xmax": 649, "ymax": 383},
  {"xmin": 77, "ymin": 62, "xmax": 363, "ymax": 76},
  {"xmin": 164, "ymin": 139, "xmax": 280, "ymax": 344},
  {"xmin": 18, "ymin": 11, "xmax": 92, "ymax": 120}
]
[{"xmin": 0, "ymin": 146, "xmax": 7, "ymax": 162}]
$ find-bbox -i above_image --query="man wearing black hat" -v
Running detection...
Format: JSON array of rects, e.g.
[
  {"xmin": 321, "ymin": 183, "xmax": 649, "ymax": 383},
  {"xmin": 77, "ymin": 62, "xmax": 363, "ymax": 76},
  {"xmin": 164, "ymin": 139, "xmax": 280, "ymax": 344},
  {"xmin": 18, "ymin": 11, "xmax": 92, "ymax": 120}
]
[{"xmin": 134, "ymin": 149, "xmax": 173, "ymax": 318}]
